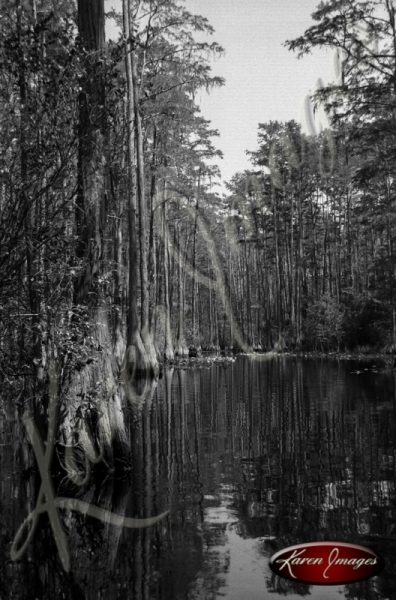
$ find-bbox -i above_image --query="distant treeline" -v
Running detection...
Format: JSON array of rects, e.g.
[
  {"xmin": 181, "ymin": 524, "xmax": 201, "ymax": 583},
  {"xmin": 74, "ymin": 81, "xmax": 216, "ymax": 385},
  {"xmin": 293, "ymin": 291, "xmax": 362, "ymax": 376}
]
[
  {"xmin": 224, "ymin": 118, "xmax": 395, "ymax": 353},
  {"xmin": 224, "ymin": 0, "xmax": 396, "ymax": 353}
]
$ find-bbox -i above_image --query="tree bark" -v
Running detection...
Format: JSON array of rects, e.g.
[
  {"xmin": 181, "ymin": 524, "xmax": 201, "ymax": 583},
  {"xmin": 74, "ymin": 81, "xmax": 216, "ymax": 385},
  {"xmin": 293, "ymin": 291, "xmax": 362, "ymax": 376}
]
[
  {"xmin": 122, "ymin": 0, "xmax": 158, "ymax": 379},
  {"xmin": 63, "ymin": 0, "xmax": 129, "ymax": 467}
]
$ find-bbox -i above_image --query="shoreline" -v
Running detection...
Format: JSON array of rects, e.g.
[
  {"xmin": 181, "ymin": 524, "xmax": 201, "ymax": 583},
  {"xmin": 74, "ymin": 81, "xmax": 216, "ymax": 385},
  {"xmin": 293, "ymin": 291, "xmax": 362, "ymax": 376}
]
[
  {"xmin": 164, "ymin": 349, "xmax": 396, "ymax": 370},
  {"xmin": 277, "ymin": 350, "xmax": 395, "ymax": 364}
]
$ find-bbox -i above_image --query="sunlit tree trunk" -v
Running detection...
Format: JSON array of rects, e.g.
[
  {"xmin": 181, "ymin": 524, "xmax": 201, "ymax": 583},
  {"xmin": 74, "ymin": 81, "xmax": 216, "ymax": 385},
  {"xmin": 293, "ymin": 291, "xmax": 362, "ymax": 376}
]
[
  {"xmin": 129, "ymin": 5, "xmax": 158, "ymax": 371},
  {"xmin": 191, "ymin": 178, "xmax": 201, "ymax": 355},
  {"xmin": 122, "ymin": 0, "xmax": 157, "ymax": 378},
  {"xmin": 175, "ymin": 224, "xmax": 189, "ymax": 356},
  {"xmin": 163, "ymin": 184, "xmax": 174, "ymax": 360}
]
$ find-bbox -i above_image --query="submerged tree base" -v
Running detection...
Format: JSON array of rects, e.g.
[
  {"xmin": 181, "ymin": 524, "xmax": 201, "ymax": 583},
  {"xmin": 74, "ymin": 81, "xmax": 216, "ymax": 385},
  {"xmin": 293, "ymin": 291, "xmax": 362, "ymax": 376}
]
[
  {"xmin": 122, "ymin": 331, "xmax": 160, "ymax": 409},
  {"xmin": 61, "ymin": 306, "xmax": 131, "ymax": 472}
]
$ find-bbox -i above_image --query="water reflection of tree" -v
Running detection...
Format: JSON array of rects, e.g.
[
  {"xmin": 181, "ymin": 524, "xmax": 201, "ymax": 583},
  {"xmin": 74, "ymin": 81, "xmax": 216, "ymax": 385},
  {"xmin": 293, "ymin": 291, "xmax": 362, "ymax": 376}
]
[
  {"xmin": 227, "ymin": 358, "xmax": 396, "ymax": 597},
  {"xmin": 2, "ymin": 359, "xmax": 396, "ymax": 599},
  {"xmin": 2, "ymin": 368, "xmax": 231, "ymax": 599}
]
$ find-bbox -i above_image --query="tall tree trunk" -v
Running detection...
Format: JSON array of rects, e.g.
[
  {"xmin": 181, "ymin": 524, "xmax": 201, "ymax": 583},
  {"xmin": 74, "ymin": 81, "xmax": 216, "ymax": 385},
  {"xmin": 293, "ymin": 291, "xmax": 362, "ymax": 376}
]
[
  {"xmin": 272, "ymin": 189, "xmax": 284, "ymax": 350},
  {"xmin": 175, "ymin": 224, "xmax": 188, "ymax": 356},
  {"xmin": 122, "ymin": 0, "xmax": 157, "ymax": 380},
  {"xmin": 63, "ymin": 0, "xmax": 129, "ymax": 467},
  {"xmin": 123, "ymin": 0, "xmax": 138, "ymax": 346},
  {"xmin": 74, "ymin": 0, "xmax": 105, "ymax": 304},
  {"xmin": 163, "ymin": 184, "xmax": 174, "ymax": 360},
  {"xmin": 127, "ymin": 2, "xmax": 158, "ymax": 374},
  {"xmin": 386, "ymin": 174, "xmax": 396, "ymax": 348},
  {"xmin": 191, "ymin": 176, "xmax": 201, "ymax": 355},
  {"xmin": 148, "ymin": 124, "xmax": 158, "ymax": 334},
  {"xmin": 131, "ymin": 46, "xmax": 149, "ymax": 330}
]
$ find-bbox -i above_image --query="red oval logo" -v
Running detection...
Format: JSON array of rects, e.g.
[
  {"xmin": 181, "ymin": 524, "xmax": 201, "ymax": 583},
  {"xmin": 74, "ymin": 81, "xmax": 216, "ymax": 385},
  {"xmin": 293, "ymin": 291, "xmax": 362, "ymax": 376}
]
[{"xmin": 269, "ymin": 542, "xmax": 384, "ymax": 585}]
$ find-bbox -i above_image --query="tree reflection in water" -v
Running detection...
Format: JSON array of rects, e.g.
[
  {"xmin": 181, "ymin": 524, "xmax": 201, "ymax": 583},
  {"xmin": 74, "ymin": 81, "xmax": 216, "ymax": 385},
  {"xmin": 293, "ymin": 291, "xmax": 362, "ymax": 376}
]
[{"xmin": 1, "ymin": 356, "xmax": 396, "ymax": 599}]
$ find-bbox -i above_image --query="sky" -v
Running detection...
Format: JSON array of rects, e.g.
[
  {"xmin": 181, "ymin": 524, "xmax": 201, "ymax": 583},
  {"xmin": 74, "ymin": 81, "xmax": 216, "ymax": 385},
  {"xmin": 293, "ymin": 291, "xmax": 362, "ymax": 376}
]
[
  {"xmin": 106, "ymin": 0, "xmax": 332, "ymax": 188},
  {"xmin": 183, "ymin": 0, "xmax": 332, "ymax": 187}
]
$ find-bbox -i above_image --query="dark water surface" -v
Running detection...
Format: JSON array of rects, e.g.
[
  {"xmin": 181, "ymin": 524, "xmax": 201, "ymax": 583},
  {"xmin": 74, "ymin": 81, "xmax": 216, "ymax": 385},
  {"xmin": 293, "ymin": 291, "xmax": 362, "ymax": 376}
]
[{"xmin": 1, "ymin": 356, "xmax": 396, "ymax": 599}]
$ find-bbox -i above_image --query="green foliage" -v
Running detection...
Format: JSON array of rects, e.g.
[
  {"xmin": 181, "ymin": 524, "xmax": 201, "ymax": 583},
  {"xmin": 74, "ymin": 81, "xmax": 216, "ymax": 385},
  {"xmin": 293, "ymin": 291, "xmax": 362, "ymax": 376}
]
[
  {"xmin": 304, "ymin": 295, "xmax": 345, "ymax": 350},
  {"xmin": 342, "ymin": 294, "xmax": 391, "ymax": 350},
  {"xmin": 0, "ymin": 0, "xmax": 226, "ymax": 395},
  {"xmin": 209, "ymin": 0, "xmax": 396, "ymax": 353},
  {"xmin": 223, "ymin": 112, "xmax": 395, "ymax": 352}
]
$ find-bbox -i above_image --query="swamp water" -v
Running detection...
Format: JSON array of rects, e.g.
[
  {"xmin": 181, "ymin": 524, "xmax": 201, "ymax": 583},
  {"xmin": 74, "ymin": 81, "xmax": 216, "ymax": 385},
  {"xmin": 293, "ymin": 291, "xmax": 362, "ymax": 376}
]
[{"xmin": 1, "ymin": 355, "xmax": 396, "ymax": 599}]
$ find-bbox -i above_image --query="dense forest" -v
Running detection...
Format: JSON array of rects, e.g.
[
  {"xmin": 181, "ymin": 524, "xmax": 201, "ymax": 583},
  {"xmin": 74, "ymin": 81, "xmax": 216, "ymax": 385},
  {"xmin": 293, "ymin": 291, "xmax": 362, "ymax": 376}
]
[
  {"xmin": 1, "ymin": 0, "xmax": 396, "ymax": 462},
  {"xmin": 227, "ymin": 0, "xmax": 396, "ymax": 355}
]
